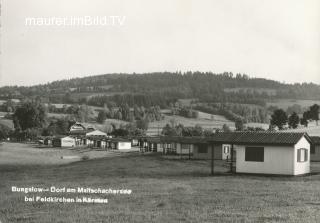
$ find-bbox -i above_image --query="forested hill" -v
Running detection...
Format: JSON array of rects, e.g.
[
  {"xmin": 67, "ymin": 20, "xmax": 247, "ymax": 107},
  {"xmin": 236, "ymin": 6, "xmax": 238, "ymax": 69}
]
[{"xmin": 1, "ymin": 72, "xmax": 320, "ymax": 107}]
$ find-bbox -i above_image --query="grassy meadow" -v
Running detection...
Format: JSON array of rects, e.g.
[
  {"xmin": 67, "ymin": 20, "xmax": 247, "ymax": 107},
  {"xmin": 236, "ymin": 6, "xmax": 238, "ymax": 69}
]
[
  {"xmin": 267, "ymin": 99, "xmax": 320, "ymax": 110},
  {"xmin": 147, "ymin": 113, "xmax": 235, "ymax": 136},
  {"xmin": 1, "ymin": 143, "xmax": 320, "ymax": 222}
]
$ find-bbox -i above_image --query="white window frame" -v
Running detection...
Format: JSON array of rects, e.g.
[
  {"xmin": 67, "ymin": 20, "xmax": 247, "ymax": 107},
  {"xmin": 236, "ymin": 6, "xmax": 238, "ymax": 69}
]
[
  {"xmin": 223, "ymin": 145, "xmax": 230, "ymax": 154},
  {"xmin": 297, "ymin": 148, "xmax": 308, "ymax": 162}
]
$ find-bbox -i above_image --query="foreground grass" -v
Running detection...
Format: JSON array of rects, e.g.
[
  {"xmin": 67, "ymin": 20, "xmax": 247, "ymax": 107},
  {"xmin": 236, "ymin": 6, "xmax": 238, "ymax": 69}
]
[{"xmin": 1, "ymin": 153, "xmax": 320, "ymax": 223}]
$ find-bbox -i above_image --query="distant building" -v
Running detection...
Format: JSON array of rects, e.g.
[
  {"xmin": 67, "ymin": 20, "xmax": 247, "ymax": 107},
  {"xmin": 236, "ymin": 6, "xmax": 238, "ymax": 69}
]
[
  {"xmin": 52, "ymin": 136, "xmax": 76, "ymax": 147},
  {"xmin": 69, "ymin": 122, "xmax": 95, "ymax": 134},
  {"xmin": 108, "ymin": 138, "xmax": 132, "ymax": 150}
]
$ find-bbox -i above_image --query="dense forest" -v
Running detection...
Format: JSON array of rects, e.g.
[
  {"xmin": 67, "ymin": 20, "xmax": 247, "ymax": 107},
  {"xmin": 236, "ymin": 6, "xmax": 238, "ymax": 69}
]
[
  {"xmin": 1, "ymin": 72, "xmax": 319, "ymax": 104},
  {"xmin": 0, "ymin": 72, "xmax": 319, "ymax": 126}
]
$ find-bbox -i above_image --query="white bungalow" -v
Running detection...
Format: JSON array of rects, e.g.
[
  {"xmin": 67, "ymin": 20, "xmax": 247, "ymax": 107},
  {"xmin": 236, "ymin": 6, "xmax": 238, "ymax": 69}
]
[
  {"xmin": 109, "ymin": 138, "xmax": 132, "ymax": 150},
  {"xmin": 52, "ymin": 136, "xmax": 76, "ymax": 147},
  {"xmin": 209, "ymin": 132, "xmax": 312, "ymax": 176}
]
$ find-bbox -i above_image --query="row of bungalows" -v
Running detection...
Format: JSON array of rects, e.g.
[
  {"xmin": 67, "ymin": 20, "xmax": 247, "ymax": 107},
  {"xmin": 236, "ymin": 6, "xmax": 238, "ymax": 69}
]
[
  {"xmin": 136, "ymin": 136, "xmax": 231, "ymax": 160},
  {"xmin": 51, "ymin": 135, "xmax": 132, "ymax": 150}
]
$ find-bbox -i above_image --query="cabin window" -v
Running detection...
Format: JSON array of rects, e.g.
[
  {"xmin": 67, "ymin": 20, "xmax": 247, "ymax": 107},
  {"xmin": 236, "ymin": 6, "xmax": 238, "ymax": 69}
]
[
  {"xmin": 198, "ymin": 145, "xmax": 208, "ymax": 153},
  {"xmin": 311, "ymin": 145, "xmax": 315, "ymax": 154},
  {"xmin": 245, "ymin": 147, "xmax": 264, "ymax": 162},
  {"xmin": 223, "ymin": 145, "xmax": 230, "ymax": 154},
  {"xmin": 297, "ymin": 148, "xmax": 308, "ymax": 162}
]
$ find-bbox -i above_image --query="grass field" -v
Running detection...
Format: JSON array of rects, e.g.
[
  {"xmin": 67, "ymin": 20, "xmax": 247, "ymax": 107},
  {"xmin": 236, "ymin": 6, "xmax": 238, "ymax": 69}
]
[
  {"xmin": 147, "ymin": 113, "xmax": 235, "ymax": 135},
  {"xmin": 1, "ymin": 143, "xmax": 320, "ymax": 222},
  {"xmin": 267, "ymin": 99, "xmax": 320, "ymax": 110}
]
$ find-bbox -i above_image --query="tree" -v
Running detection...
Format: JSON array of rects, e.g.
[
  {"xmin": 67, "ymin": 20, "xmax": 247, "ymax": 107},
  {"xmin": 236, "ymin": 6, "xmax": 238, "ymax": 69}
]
[
  {"xmin": 162, "ymin": 123, "xmax": 183, "ymax": 136},
  {"xmin": 288, "ymin": 112, "xmax": 300, "ymax": 129},
  {"xmin": 309, "ymin": 104, "xmax": 320, "ymax": 125},
  {"xmin": 222, "ymin": 124, "xmax": 231, "ymax": 132},
  {"xmin": 270, "ymin": 109, "xmax": 288, "ymax": 130},
  {"xmin": 0, "ymin": 124, "xmax": 12, "ymax": 140},
  {"xmin": 136, "ymin": 118, "xmax": 149, "ymax": 130},
  {"xmin": 301, "ymin": 110, "xmax": 311, "ymax": 127},
  {"xmin": 97, "ymin": 110, "xmax": 107, "ymax": 124},
  {"xmin": 13, "ymin": 101, "xmax": 47, "ymax": 131},
  {"xmin": 235, "ymin": 118, "xmax": 244, "ymax": 131}
]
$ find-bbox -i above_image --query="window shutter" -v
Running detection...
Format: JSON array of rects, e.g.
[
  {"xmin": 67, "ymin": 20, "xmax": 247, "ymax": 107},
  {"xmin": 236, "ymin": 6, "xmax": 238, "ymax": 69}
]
[
  {"xmin": 305, "ymin": 149, "xmax": 308, "ymax": 162},
  {"xmin": 297, "ymin": 149, "xmax": 301, "ymax": 162}
]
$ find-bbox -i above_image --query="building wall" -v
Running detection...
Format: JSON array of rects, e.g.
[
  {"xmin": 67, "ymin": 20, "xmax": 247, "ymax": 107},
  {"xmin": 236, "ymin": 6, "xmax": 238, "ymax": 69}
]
[
  {"xmin": 61, "ymin": 137, "xmax": 76, "ymax": 147},
  {"xmin": 117, "ymin": 142, "xmax": 131, "ymax": 150},
  {"xmin": 192, "ymin": 144, "xmax": 223, "ymax": 160},
  {"xmin": 156, "ymin": 143, "xmax": 163, "ymax": 152},
  {"xmin": 236, "ymin": 145, "xmax": 294, "ymax": 175},
  {"xmin": 176, "ymin": 143, "xmax": 194, "ymax": 155},
  {"xmin": 222, "ymin": 144, "xmax": 231, "ymax": 160},
  {"xmin": 293, "ymin": 137, "xmax": 310, "ymax": 175},
  {"xmin": 311, "ymin": 145, "xmax": 320, "ymax": 161}
]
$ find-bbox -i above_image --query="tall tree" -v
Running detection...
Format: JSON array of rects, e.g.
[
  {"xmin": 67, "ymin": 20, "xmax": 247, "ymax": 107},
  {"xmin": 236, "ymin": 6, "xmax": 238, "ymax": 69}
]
[
  {"xmin": 13, "ymin": 101, "xmax": 47, "ymax": 131},
  {"xmin": 270, "ymin": 109, "xmax": 288, "ymax": 130},
  {"xmin": 288, "ymin": 112, "xmax": 300, "ymax": 129},
  {"xmin": 310, "ymin": 104, "xmax": 320, "ymax": 125},
  {"xmin": 97, "ymin": 110, "xmax": 107, "ymax": 124}
]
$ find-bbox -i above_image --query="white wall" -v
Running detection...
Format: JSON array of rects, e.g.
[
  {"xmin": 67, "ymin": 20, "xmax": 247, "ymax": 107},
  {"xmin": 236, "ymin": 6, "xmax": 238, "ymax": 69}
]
[
  {"xmin": 236, "ymin": 145, "xmax": 294, "ymax": 175},
  {"xmin": 61, "ymin": 137, "xmax": 75, "ymax": 147},
  {"xmin": 117, "ymin": 142, "xmax": 131, "ymax": 150},
  {"xmin": 222, "ymin": 144, "xmax": 231, "ymax": 160},
  {"xmin": 294, "ymin": 137, "xmax": 310, "ymax": 175}
]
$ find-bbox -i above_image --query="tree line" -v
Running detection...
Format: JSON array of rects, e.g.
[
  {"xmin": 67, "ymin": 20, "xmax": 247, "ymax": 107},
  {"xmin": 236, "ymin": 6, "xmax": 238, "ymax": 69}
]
[{"xmin": 270, "ymin": 104, "xmax": 319, "ymax": 130}]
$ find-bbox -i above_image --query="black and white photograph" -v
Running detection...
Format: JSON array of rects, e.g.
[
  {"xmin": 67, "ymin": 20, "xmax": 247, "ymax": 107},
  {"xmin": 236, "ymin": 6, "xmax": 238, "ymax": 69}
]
[{"xmin": 0, "ymin": 0, "xmax": 320, "ymax": 222}]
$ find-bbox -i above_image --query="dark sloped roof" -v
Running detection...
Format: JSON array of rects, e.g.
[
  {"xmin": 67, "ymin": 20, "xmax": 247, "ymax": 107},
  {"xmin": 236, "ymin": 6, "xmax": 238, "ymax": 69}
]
[
  {"xmin": 311, "ymin": 136, "xmax": 320, "ymax": 145},
  {"xmin": 208, "ymin": 132, "xmax": 310, "ymax": 146},
  {"xmin": 160, "ymin": 136, "xmax": 208, "ymax": 144}
]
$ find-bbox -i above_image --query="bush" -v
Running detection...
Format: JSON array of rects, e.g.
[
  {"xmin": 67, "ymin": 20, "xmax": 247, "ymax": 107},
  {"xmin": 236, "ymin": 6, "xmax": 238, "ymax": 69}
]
[{"xmin": 81, "ymin": 155, "xmax": 90, "ymax": 161}]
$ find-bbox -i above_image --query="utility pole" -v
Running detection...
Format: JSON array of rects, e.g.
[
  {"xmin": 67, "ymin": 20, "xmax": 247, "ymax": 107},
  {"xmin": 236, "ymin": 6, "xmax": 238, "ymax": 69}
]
[{"xmin": 211, "ymin": 144, "xmax": 214, "ymax": 175}]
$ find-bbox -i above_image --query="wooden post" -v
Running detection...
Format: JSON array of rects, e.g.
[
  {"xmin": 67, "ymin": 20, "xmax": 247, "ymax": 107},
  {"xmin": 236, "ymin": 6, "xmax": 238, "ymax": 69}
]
[
  {"xmin": 230, "ymin": 144, "xmax": 234, "ymax": 173},
  {"xmin": 211, "ymin": 144, "xmax": 214, "ymax": 175}
]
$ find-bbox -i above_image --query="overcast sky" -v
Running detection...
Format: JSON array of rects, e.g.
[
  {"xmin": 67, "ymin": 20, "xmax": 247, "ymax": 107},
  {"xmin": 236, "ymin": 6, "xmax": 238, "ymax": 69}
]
[{"xmin": 1, "ymin": 0, "xmax": 319, "ymax": 86}]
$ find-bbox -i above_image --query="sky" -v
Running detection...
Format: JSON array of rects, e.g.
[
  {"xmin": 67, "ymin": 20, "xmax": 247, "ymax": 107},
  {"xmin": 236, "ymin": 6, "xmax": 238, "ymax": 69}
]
[{"xmin": 0, "ymin": 0, "xmax": 319, "ymax": 86}]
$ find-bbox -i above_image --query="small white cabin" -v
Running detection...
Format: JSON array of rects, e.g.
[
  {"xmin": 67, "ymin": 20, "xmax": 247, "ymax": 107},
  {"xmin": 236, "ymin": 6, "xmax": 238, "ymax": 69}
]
[{"xmin": 209, "ymin": 132, "xmax": 312, "ymax": 176}]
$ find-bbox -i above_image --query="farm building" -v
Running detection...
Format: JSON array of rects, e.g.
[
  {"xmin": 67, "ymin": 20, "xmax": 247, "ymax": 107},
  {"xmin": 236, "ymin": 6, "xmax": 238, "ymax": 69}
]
[
  {"xmin": 52, "ymin": 136, "xmax": 76, "ymax": 147},
  {"xmin": 311, "ymin": 136, "xmax": 320, "ymax": 161},
  {"xmin": 208, "ymin": 132, "xmax": 312, "ymax": 176}
]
